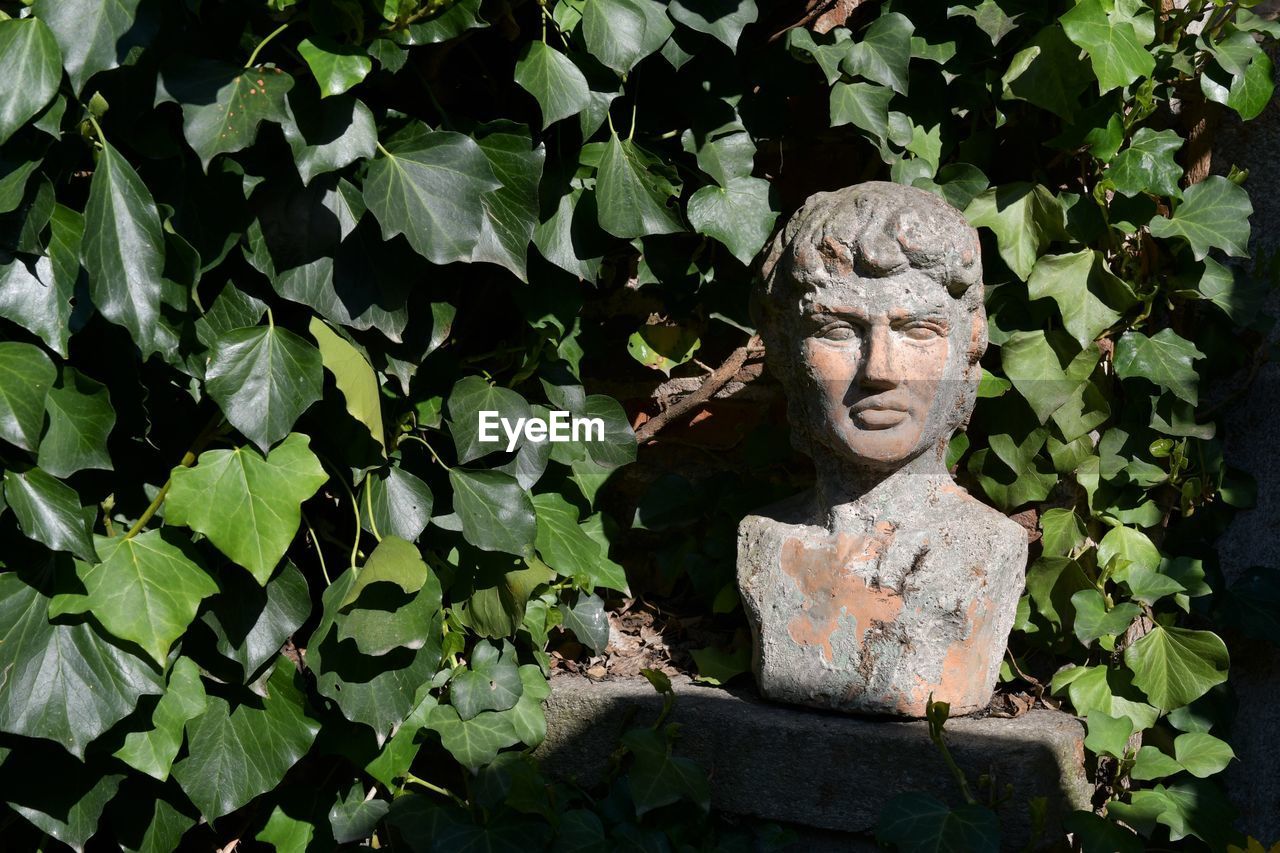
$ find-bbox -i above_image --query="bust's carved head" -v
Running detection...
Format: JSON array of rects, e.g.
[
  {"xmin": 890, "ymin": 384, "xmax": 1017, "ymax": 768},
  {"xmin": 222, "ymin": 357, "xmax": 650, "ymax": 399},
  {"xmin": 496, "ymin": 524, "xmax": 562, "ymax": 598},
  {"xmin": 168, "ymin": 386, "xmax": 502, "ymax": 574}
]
[{"xmin": 753, "ymin": 182, "xmax": 986, "ymax": 470}]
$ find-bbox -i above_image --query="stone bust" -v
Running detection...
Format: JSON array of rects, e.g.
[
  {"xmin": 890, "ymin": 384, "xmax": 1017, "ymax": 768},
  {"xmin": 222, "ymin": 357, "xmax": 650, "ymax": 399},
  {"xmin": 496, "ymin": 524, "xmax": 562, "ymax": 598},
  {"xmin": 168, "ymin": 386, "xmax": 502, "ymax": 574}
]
[{"xmin": 737, "ymin": 181, "xmax": 1027, "ymax": 717}]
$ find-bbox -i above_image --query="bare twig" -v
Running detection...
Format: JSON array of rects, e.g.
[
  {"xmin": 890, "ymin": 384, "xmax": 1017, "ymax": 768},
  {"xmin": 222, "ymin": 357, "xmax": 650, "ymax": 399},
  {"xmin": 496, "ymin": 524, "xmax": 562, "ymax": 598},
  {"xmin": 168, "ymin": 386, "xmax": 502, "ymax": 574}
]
[{"xmin": 634, "ymin": 336, "xmax": 762, "ymax": 444}]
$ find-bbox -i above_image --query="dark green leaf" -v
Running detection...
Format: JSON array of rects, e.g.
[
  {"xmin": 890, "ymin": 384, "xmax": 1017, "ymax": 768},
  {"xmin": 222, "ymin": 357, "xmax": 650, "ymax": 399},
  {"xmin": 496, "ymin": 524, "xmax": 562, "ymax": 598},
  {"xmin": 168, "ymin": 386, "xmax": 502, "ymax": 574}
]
[
  {"xmin": 1060, "ymin": 0, "xmax": 1155, "ymax": 93},
  {"xmin": 558, "ymin": 592, "xmax": 609, "ymax": 653},
  {"xmin": 283, "ymin": 92, "xmax": 378, "ymax": 187},
  {"xmin": 514, "ymin": 42, "xmax": 591, "ymax": 129},
  {"xmin": 156, "ymin": 58, "xmax": 296, "ymax": 170},
  {"xmin": 364, "ymin": 123, "xmax": 501, "ymax": 265},
  {"xmin": 452, "ymin": 639, "xmax": 522, "ymax": 720},
  {"xmin": 81, "ymin": 138, "xmax": 180, "ymax": 357},
  {"xmin": 205, "ymin": 322, "xmax": 323, "ymax": 452},
  {"xmin": 33, "ymin": 0, "xmax": 151, "ymax": 92},
  {"xmin": 1107, "ymin": 128, "xmax": 1183, "ymax": 198},
  {"xmin": 687, "ymin": 176, "xmax": 776, "ymax": 265},
  {"xmin": 669, "ymin": 0, "xmax": 757, "ymax": 50},
  {"xmin": 1114, "ymin": 328, "xmax": 1203, "ymax": 405},
  {"xmin": 843, "ymin": 12, "xmax": 913, "ymax": 95},
  {"xmin": 38, "ymin": 369, "xmax": 115, "ymax": 477},
  {"xmin": 0, "ymin": 572, "xmax": 163, "ymax": 758},
  {"xmin": 172, "ymin": 659, "xmax": 320, "ymax": 820},
  {"xmin": 360, "ymin": 465, "xmax": 434, "ymax": 542},
  {"xmin": 1148, "ymin": 175, "xmax": 1252, "ymax": 260},
  {"xmin": 449, "ymin": 468, "xmax": 537, "ymax": 555},
  {"xmin": 533, "ymin": 492, "xmax": 628, "ymax": 593},
  {"xmin": 0, "ymin": 19, "xmax": 62, "ymax": 145},
  {"xmin": 0, "ymin": 340, "xmax": 54, "ymax": 451},
  {"xmin": 203, "ymin": 560, "xmax": 310, "ymax": 679},
  {"xmin": 310, "ymin": 317, "xmax": 386, "ymax": 453},
  {"xmin": 4, "ymin": 467, "xmax": 97, "ymax": 561},
  {"xmin": 0, "ymin": 254, "xmax": 72, "ymax": 359},
  {"xmin": 877, "ymin": 793, "xmax": 1000, "ymax": 853},
  {"xmin": 596, "ymin": 132, "xmax": 682, "ymax": 238}
]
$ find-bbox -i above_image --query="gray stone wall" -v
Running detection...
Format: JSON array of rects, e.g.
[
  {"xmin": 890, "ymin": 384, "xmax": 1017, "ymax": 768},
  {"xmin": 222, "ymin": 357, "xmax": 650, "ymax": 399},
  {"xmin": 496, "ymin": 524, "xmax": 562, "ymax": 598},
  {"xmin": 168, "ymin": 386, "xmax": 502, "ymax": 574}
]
[{"xmin": 1209, "ymin": 34, "xmax": 1280, "ymax": 839}]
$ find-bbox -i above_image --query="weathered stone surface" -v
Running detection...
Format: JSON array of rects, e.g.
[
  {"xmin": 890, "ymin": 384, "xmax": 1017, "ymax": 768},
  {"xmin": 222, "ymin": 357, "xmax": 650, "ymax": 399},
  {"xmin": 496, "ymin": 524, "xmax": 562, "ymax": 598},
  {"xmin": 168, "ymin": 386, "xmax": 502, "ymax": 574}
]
[
  {"xmin": 537, "ymin": 674, "xmax": 1091, "ymax": 849},
  {"xmin": 739, "ymin": 182, "xmax": 1026, "ymax": 716},
  {"xmin": 1211, "ymin": 64, "xmax": 1280, "ymax": 839}
]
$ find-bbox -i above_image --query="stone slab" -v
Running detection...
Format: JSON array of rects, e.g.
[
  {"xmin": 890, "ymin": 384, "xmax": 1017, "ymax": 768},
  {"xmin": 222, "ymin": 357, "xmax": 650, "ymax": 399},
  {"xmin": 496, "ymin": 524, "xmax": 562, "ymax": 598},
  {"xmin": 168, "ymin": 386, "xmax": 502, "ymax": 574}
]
[{"xmin": 536, "ymin": 674, "xmax": 1091, "ymax": 848}]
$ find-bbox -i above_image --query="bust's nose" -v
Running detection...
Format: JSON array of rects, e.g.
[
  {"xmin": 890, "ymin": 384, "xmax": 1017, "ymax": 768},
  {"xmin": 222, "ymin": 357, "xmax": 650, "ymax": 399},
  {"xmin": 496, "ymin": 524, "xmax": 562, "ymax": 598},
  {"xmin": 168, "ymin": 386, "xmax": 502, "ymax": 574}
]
[{"xmin": 860, "ymin": 320, "xmax": 897, "ymax": 391}]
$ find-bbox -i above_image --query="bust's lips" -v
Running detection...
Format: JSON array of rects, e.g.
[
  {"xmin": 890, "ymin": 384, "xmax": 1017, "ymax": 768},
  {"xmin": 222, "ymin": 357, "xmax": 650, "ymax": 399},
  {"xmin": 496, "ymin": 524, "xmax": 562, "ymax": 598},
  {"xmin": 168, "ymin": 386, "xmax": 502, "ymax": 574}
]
[{"xmin": 850, "ymin": 397, "xmax": 910, "ymax": 429}]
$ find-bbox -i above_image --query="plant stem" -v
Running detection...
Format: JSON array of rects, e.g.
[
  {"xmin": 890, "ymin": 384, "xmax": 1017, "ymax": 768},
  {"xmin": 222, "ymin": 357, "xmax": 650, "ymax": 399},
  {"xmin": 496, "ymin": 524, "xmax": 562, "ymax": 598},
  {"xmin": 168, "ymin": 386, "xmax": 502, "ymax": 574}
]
[
  {"xmin": 365, "ymin": 478, "xmax": 382, "ymax": 542},
  {"xmin": 404, "ymin": 773, "xmax": 467, "ymax": 806},
  {"xmin": 246, "ymin": 22, "xmax": 290, "ymax": 68},
  {"xmin": 301, "ymin": 509, "xmax": 332, "ymax": 585},
  {"xmin": 400, "ymin": 433, "xmax": 451, "ymax": 470},
  {"xmin": 375, "ymin": 140, "xmax": 392, "ymax": 158},
  {"xmin": 124, "ymin": 413, "xmax": 225, "ymax": 539}
]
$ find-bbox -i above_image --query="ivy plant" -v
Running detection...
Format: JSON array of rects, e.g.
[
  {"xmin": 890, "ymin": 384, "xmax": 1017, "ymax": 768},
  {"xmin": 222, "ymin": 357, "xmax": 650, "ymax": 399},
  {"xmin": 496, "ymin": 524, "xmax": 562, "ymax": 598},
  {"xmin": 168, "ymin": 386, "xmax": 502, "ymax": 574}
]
[{"xmin": 0, "ymin": 0, "xmax": 1275, "ymax": 849}]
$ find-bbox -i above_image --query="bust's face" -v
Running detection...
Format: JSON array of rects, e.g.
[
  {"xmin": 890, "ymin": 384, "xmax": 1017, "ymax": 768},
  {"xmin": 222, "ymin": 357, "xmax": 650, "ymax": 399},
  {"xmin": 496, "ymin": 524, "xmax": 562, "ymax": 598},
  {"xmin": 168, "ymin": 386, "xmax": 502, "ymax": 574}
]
[{"xmin": 795, "ymin": 269, "xmax": 966, "ymax": 468}]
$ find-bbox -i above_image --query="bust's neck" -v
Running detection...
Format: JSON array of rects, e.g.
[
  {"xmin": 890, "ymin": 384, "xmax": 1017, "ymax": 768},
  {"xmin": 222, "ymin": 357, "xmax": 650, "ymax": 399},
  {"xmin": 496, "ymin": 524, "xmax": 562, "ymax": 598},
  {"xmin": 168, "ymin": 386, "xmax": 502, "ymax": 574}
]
[{"xmin": 813, "ymin": 445, "xmax": 951, "ymax": 532}]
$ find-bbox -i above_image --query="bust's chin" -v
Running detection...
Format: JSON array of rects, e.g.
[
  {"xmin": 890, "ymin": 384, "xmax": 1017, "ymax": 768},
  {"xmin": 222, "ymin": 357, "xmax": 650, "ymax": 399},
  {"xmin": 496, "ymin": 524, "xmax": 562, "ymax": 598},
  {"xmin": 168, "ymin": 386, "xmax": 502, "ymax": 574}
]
[{"xmin": 819, "ymin": 419, "xmax": 942, "ymax": 470}]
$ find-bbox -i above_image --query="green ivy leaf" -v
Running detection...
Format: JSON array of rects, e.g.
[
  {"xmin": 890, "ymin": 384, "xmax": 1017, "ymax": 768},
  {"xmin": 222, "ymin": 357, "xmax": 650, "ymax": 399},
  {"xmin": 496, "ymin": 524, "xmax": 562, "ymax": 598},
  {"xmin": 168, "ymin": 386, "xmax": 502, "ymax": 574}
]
[
  {"xmin": 424, "ymin": 704, "xmax": 520, "ymax": 770},
  {"xmin": 203, "ymin": 561, "xmax": 310, "ymax": 680},
  {"xmin": 533, "ymin": 492, "xmax": 629, "ymax": 593},
  {"xmin": 0, "ymin": 340, "xmax": 55, "ymax": 451},
  {"xmin": 449, "ymin": 468, "xmax": 537, "ymax": 556},
  {"xmin": 623, "ymin": 726, "xmax": 711, "ymax": 816},
  {"xmin": 877, "ymin": 793, "xmax": 999, "ymax": 853},
  {"xmin": 1050, "ymin": 664, "xmax": 1158, "ymax": 731},
  {"xmin": 999, "ymin": 331, "xmax": 1098, "ymax": 423},
  {"xmin": 1083, "ymin": 711, "xmax": 1134, "ymax": 758},
  {"xmin": 1148, "ymin": 175, "xmax": 1252, "ymax": 260},
  {"xmin": 4, "ymin": 467, "xmax": 97, "ymax": 562},
  {"xmin": 360, "ymin": 466, "xmax": 434, "ymax": 542},
  {"xmin": 310, "ymin": 317, "xmax": 386, "ymax": 454},
  {"xmin": 114, "ymin": 656, "xmax": 207, "ymax": 781},
  {"xmin": 0, "ymin": 746, "xmax": 125, "ymax": 853},
  {"xmin": 81, "ymin": 139, "xmax": 180, "ymax": 357},
  {"xmin": 949, "ymin": 0, "xmax": 1020, "ymax": 45},
  {"xmin": 165, "ymin": 434, "xmax": 329, "ymax": 584},
  {"xmin": 597, "ymin": 132, "xmax": 683, "ymax": 239},
  {"xmin": 1060, "ymin": 0, "xmax": 1155, "ymax": 93},
  {"xmin": 1114, "ymin": 328, "xmax": 1204, "ymax": 405},
  {"xmin": 1026, "ymin": 250, "xmax": 1126, "ymax": 348},
  {"xmin": 582, "ymin": 0, "xmax": 654, "ymax": 74},
  {"xmin": 1124, "ymin": 626, "xmax": 1230, "ymax": 711},
  {"xmin": 1131, "ymin": 745, "xmax": 1184, "ymax": 781},
  {"xmin": 558, "ymin": 591, "xmax": 609, "ymax": 653},
  {"xmin": 0, "ymin": 254, "xmax": 72, "ymax": 359},
  {"xmin": 830, "ymin": 81, "xmax": 893, "ymax": 150},
  {"xmin": 669, "ymin": 0, "xmax": 757, "ymax": 50},
  {"xmin": 1098, "ymin": 525, "xmax": 1160, "ymax": 575},
  {"xmin": 514, "ymin": 42, "xmax": 591, "ymax": 129},
  {"xmin": 297, "ymin": 37, "xmax": 371, "ymax": 98},
  {"xmin": 309, "ymin": 570, "xmax": 440, "ymax": 741},
  {"xmin": 687, "ymin": 176, "xmax": 777, "ymax": 265},
  {"xmin": 1173, "ymin": 731, "xmax": 1235, "ymax": 778},
  {"xmin": 447, "ymin": 375, "xmax": 532, "ymax": 464},
  {"xmin": 1071, "ymin": 588, "xmax": 1140, "ymax": 647},
  {"xmin": 471, "ymin": 123, "xmax": 545, "ymax": 280},
  {"xmin": 205, "ymin": 322, "xmax": 323, "ymax": 453},
  {"xmin": 38, "ymin": 369, "xmax": 115, "ymax": 478},
  {"xmin": 172, "ymin": 658, "xmax": 320, "ymax": 820},
  {"xmin": 0, "ymin": 19, "xmax": 62, "ymax": 145},
  {"xmin": 1039, "ymin": 508, "xmax": 1086, "ymax": 557},
  {"xmin": 1107, "ymin": 128, "xmax": 1184, "ymax": 199},
  {"xmin": 965, "ymin": 183, "xmax": 1065, "ymax": 279},
  {"xmin": 843, "ymin": 12, "xmax": 913, "ymax": 95},
  {"xmin": 364, "ymin": 123, "xmax": 501, "ymax": 265},
  {"xmin": 257, "ymin": 805, "xmax": 314, "ymax": 853},
  {"xmin": 156, "ymin": 58, "xmax": 295, "ymax": 170},
  {"xmin": 0, "ymin": 572, "xmax": 163, "ymax": 758},
  {"xmin": 283, "ymin": 92, "xmax": 378, "ymax": 187},
  {"xmin": 55, "ymin": 531, "xmax": 218, "ymax": 666},
  {"xmin": 33, "ymin": 0, "xmax": 151, "ymax": 93},
  {"xmin": 451, "ymin": 639, "xmax": 522, "ymax": 720},
  {"xmin": 508, "ymin": 664, "xmax": 551, "ymax": 746},
  {"xmin": 397, "ymin": 0, "xmax": 487, "ymax": 45}
]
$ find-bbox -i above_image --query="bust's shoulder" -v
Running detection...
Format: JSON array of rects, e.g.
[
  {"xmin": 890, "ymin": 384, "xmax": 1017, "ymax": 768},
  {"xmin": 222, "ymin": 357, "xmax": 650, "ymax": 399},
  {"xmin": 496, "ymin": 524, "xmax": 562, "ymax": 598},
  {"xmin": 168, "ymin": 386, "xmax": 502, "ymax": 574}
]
[
  {"xmin": 926, "ymin": 479, "xmax": 1026, "ymax": 556},
  {"xmin": 740, "ymin": 489, "xmax": 816, "ymax": 529}
]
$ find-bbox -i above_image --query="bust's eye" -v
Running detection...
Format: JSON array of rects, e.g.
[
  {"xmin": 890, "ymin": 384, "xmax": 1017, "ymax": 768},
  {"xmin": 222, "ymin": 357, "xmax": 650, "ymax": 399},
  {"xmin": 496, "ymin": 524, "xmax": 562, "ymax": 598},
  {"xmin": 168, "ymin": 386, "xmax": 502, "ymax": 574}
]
[
  {"xmin": 901, "ymin": 322, "xmax": 944, "ymax": 342},
  {"xmin": 815, "ymin": 323, "xmax": 857, "ymax": 343}
]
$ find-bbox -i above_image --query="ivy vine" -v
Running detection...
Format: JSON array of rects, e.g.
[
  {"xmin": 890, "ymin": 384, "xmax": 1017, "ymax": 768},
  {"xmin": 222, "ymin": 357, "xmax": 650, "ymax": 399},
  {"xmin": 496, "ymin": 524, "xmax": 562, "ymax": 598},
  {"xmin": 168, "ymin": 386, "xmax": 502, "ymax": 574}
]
[{"xmin": 0, "ymin": 0, "xmax": 1274, "ymax": 849}]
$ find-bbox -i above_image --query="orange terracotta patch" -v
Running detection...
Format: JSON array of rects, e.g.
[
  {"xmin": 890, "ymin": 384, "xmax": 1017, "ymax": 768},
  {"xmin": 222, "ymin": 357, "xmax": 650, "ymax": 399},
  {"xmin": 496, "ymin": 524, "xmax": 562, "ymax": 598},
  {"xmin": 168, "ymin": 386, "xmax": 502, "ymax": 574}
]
[{"xmin": 779, "ymin": 531, "xmax": 902, "ymax": 662}]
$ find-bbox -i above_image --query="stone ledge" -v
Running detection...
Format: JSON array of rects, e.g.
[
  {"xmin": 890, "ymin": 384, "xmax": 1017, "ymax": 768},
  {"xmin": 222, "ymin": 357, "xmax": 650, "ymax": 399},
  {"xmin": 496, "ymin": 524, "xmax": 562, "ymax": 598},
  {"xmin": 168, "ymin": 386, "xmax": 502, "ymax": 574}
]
[{"xmin": 536, "ymin": 674, "xmax": 1091, "ymax": 848}]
